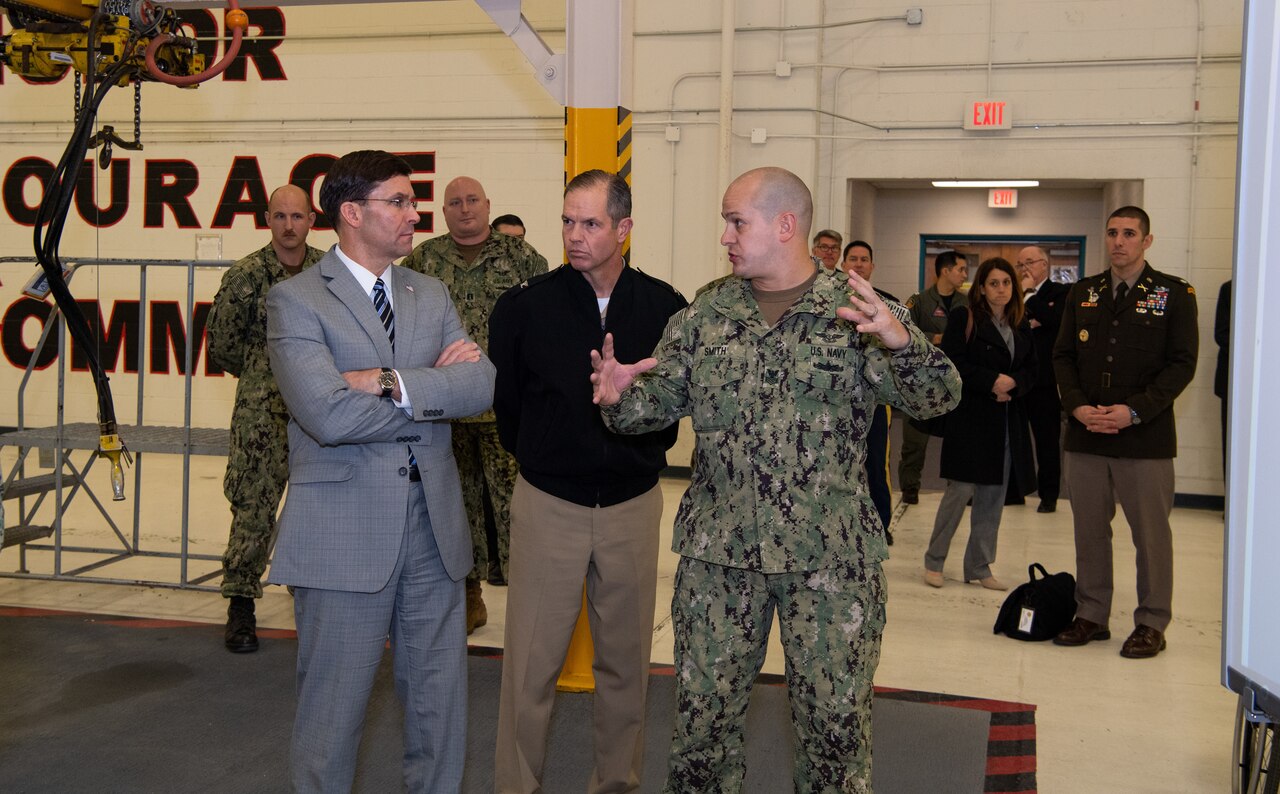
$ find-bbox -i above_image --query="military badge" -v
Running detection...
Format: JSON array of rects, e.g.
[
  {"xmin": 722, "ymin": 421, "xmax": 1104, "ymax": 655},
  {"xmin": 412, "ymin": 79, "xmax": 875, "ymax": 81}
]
[
  {"xmin": 1079, "ymin": 329, "xmax": 1089, "ymax": 342},
  {"xmin": 1146, "ymin": 286, "xmax": 1170, "ymax": 316}
]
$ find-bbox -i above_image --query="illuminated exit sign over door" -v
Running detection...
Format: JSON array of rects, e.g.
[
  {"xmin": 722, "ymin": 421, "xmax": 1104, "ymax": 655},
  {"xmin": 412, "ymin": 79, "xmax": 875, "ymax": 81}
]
[
  {"xmin": 989, "ymin": 189, "xmax": 1019, "ymax": 208},
  {"xmin": 965, "ymin": 99, "xmax": 1012, "ymax": 130}
]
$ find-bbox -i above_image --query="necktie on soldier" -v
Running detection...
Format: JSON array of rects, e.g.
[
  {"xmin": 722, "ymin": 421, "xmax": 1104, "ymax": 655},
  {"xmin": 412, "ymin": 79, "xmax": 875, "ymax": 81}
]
[{"xmin": 1116, "ymin": 281, "xmax": 1129, "ymax": 303}]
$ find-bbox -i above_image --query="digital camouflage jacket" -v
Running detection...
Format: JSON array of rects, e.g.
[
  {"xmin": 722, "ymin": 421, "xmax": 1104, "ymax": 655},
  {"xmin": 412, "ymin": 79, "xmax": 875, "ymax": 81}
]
[
  {"xmin": 402, "ymin": 230, "xmax": 548, "ymax": 423},
  {"xmin": 602, "ymin": 269, "xmax": 961, "ymax": 573},
  {"xmin": 207, "ymin": 242, "xmax": 325, "ymax": 415}
]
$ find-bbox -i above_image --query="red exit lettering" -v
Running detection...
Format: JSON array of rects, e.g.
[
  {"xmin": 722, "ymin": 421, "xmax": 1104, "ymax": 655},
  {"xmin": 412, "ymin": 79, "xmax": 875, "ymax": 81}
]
[
  {"xmin": 989, "ymin": 189, "xmax": 1018, "ymax": 208},
  {"xmin": 973, "ymin": 102, "xmax": 1005, "ymax": 127}
]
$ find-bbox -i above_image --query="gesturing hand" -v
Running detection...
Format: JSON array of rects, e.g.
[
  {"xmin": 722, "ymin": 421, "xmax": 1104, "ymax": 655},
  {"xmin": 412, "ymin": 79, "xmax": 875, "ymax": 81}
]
[
  {"xmin": 589, "ymin": 333, "xmax": 657, "ymax": 406},
  {"xmin": 834, "ymin": 270, "xmax": 910, "ymax": 350}
]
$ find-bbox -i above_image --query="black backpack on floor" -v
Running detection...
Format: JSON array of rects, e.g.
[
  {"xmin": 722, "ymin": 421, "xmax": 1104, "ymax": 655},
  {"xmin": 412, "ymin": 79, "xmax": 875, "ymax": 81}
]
[{"xmin": 992, "ymin": 563, "xmax": 1077, "ymax": 641}]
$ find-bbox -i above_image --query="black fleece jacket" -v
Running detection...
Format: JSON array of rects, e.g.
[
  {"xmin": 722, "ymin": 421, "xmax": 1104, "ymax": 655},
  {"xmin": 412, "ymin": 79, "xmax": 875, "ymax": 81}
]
[{"xmin": 489, "ymin": 264, "xmax": 687, "ymax": 507}]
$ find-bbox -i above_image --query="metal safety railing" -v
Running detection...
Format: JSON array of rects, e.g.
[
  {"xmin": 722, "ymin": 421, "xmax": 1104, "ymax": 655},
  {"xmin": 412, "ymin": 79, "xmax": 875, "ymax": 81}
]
[{"xmin": 0, "ymin": 256, "xmax": 234, "ymax": 590}]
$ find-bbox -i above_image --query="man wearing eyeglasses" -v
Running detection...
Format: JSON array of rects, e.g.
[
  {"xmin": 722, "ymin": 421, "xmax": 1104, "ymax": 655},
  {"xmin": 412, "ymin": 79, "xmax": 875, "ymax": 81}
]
[
  {"xmin": 208, "ymin": 184, "xmax": 325, "ymax": 654},
  {"xmin": 402, "ymin": 177, "xmax": 548, "ymax": 631},
  {"xmin": 1017, "ymin": 245, "xmax": 1071, "ymax": 513},
  {"xmin": 266, "ymin": 150, "xmax": 493, "ymax": 791},
  {"xmin": 811, "ymin": 229, "xmax": 843, "ymax": 270}
]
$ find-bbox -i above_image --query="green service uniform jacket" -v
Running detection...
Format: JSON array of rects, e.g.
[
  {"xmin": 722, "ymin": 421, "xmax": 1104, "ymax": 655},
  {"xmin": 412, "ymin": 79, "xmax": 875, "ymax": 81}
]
[{"xmin": 1052, "ymin": 262, "xmax": 1199, "ymax": 459}]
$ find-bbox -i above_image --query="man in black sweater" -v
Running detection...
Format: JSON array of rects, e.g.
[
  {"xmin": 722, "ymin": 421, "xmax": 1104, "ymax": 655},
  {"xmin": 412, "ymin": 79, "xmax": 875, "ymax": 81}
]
[{"xmin": 488, "ymin": 170, "xmax": 687, "ymax": 793}]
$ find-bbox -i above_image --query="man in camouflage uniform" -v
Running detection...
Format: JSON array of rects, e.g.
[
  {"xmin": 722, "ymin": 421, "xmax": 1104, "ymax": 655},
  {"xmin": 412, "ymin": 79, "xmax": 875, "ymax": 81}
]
[
  {"xmin": 208, "ymin": 184, "xmax": 325, "ymax": 653},
  {"xmin": 899, "ymin": 249, "xmax": 968, "ymax": 504},
  {"xmin": 592, "ymin": 167, "xmax": 961, "ymax": 792},
  {"xmin": 401, "ymin": 176, "xmax": 547, "ymax": 633}
]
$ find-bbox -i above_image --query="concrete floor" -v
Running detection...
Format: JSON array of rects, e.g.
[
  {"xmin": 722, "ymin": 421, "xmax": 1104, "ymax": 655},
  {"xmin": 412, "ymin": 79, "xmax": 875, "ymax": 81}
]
[{"xmin": 0, "ymin": 448, "xmax": 1239, "ymax": 792}]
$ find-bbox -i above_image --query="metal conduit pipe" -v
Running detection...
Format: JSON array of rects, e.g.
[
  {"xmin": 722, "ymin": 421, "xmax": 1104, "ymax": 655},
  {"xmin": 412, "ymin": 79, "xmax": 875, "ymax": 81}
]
[
  {"xmin": 754, "ymin": 129, "xmax": 1236, "ymax": 143},
  {"xmin": 717, "ymin": 0, "xmax": 735, "ymax": 268},
  {"xmin": 813, "ymin": 0, "xmax": 826, "ymax": 227},
  {"xmin": 1184, "ymin": 0, "xmax": 1206, "ymax": 279},
  {"xmin": 197, "ymin": 10, "xmax": 906, "ymax": 43}
]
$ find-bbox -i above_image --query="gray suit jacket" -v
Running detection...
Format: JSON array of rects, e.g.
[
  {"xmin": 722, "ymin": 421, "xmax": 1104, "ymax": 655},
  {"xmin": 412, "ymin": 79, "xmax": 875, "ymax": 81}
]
[{"xmin": 265, "ymin": 248, "xmax": 495, "ymax": 592}]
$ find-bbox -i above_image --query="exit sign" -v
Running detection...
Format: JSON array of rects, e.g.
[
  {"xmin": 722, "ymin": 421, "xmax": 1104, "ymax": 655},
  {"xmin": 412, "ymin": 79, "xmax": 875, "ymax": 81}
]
[
  {"xmin": 989, "ymin": 189, "xmax": 1018, "ymax": 208},
  {"xmin": 965, "ymin": 99, "xmax": 1012, "ymax": 130}
]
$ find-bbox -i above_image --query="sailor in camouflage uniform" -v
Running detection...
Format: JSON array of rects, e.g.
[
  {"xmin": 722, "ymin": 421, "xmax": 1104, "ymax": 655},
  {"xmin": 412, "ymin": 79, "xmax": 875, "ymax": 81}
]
[
  {"xmin": 208, "ymin": 185, "xmax": 325, "ymax": 653},
  {"xmin": 401, "ymin": 176, "xmax": 547, "ymax": 633},
  {"xmin": 592, "ymin": 168, "xmax": 961, "ymax": 793}
]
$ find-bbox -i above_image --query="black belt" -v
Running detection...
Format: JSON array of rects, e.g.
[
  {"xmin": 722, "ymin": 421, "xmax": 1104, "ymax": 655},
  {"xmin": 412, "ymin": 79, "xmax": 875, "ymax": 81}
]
[
  {"xmin": 1101, "ymin": 372, "xmax": 1138, "ymax": 389},
  {"xmin": 408, "ymin": 465, "xmax": 421, "ymax": 482}
]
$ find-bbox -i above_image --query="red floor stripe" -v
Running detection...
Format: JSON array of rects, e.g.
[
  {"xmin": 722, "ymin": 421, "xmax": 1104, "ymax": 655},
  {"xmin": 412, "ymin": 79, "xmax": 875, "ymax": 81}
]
[
  {"xmin": 986, "ymin": 754, "xmax": 1038, "ymax": 775},
  {"xmin": 988, "ymin": 723, "xmax": 1038, "ymax": 741},
  {"xmin": 98, "ymin": 617, "xmax": 212, "ymax": 629}
]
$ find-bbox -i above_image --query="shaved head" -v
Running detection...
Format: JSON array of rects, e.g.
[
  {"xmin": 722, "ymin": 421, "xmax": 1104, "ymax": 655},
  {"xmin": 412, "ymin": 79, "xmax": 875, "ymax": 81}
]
[
  {"xmin": 442, "ymin": 176, "xmax": 491, "ymax": 244},
  {"xmin": 730, "ymin": 167, "xmax": 814, "ymax": 241},
  {"xmin": 268, "ymin": 183, "xmax": 310, "ymax": 212},
  {"xmin": 720, "ymin": 167, "xmax": 819, "ymax": 290}
]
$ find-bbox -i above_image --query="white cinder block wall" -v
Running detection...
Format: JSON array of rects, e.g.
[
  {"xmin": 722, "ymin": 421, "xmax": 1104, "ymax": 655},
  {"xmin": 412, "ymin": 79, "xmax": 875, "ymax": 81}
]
[{"xmin": 0, "ymin": 0, "xmax": 1242, "ymax": 497}]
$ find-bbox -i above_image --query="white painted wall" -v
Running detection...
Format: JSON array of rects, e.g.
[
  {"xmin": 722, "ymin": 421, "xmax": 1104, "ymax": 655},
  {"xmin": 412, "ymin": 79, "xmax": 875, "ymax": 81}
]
[{"xmin": 0, "ymin": 0, "xmax": 1243, "ymax": 495}]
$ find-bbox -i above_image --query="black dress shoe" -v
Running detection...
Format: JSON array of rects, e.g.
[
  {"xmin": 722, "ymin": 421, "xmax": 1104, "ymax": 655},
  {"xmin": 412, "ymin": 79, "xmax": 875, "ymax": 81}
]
[
  {"xmin": 224, "ymin": 596, "xmax": 259, "ymax": 654},
  {"xmin": 1037, "ymin": 501, "xmax": 1057, "ymax": 513},
  {"xmin": 902, "ymin": 490, "xmax": 919, "ymax": 505},
  {"xmin": 1053, "ymin": 617, "xmax": 1111, "ymax": 646},
  {"xmin": 1120, "ymin": 625, "xmax": 1167, "ymax": 659}
]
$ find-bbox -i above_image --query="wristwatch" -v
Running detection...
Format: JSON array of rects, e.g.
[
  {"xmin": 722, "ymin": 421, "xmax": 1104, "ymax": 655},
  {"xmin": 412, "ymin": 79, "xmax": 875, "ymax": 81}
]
[
  {"xmin": 1128, "ymin": 407, "xmax": 1141, "ymax": 425},
  {"xmin": 378, "ymin": 367, "xmax": 397, "ymax": 399}
]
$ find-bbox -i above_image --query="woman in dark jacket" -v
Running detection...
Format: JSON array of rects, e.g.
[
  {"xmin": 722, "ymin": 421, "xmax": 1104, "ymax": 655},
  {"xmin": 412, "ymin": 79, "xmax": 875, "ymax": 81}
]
[{"xmin": 923, "ymin": 257, "xmax": 1037, "ymax": 591}]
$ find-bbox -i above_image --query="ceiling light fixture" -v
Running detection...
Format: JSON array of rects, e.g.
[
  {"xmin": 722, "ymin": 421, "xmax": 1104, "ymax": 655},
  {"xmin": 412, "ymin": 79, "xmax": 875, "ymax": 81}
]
[{"xmin": 931, "ymin": 180, "xmax": 1040, "ymax": 188}]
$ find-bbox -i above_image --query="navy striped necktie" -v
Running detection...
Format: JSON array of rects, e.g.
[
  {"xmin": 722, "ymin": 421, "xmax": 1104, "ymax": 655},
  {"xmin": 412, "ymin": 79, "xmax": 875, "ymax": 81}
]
[
  {"xmin": 373, "ymin": 277, "xmax": 414, "ymax": 468},
  {"xmin": 373, "ymin": 277, "xmax": 395, "ymax": 349}
]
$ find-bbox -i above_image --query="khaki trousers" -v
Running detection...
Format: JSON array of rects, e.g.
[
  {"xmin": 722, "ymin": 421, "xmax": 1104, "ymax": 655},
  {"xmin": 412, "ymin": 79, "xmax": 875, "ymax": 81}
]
[
  {"xmin": 495, "ymin": 475, "xmax": 663, "ymax": 794},
  {"xmin": 1064, "ymin": 452, "xmax": 1175, "ymax": 632}
]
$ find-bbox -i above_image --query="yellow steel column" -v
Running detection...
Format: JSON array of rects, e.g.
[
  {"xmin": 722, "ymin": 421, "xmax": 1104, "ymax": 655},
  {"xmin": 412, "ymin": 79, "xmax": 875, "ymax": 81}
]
[
  {"xmin": 556, "ymin": 0, "xmax": 633, "ymax": 693},
  {"xmin": 556, "ymin": 104, "xmax": 632, "ymax": 694}
]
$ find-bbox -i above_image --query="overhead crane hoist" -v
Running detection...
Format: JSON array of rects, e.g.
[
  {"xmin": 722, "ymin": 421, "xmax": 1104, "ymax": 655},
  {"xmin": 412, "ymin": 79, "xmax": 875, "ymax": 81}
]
[
  {"xmin": 2, "ymin": 0, "xmax": 625, "ymax": 506},
  {"xmin": 0, "ymin": 0, "xmax": 247, "ymax": 500}
]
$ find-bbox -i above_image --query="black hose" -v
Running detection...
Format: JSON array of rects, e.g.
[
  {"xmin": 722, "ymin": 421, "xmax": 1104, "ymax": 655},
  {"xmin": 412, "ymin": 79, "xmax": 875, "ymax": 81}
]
[{"xmin": 31, "ymin": 19, "xmax": 138, "ymax": 434}]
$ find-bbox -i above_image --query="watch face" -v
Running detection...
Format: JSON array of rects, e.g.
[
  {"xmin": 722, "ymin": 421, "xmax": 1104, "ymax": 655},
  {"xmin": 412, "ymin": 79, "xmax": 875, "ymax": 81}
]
[{"xmin": 379, "ymin": 370, "xmax": 396, "ymax": 392}]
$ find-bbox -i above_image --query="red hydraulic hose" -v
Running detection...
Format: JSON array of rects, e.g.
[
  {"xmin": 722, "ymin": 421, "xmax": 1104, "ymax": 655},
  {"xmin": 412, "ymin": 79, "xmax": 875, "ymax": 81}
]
[{"xmin": 144, "ymin": 1, "xmax": 246, "ymax": 86}]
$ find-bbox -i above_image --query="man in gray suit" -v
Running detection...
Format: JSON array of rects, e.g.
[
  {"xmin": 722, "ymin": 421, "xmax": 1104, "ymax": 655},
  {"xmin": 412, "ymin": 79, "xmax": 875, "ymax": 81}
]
[{"xmin": 266, "ymin": 150, "xmax": 495, "ymax": 792}]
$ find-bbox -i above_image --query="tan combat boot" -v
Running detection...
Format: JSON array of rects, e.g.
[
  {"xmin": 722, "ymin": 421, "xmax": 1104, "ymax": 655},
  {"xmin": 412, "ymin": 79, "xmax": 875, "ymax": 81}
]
[{"xmin": 466, "ymin": 579, "xmax": 488, "ymax": 635}]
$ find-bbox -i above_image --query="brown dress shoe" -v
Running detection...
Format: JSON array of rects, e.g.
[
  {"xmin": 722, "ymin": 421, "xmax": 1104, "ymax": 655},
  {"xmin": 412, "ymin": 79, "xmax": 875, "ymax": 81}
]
[
  {"xmin": 465, "ymin": 579, "xmax": 488, "ymax": 635},
  {"xmin": 1053, "ymin": 617, "xmax": 1111, "ymax": 646},
  {"xmin": 1120, "ymin": 625, "xmax": 1167, "ymax": 658}
]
